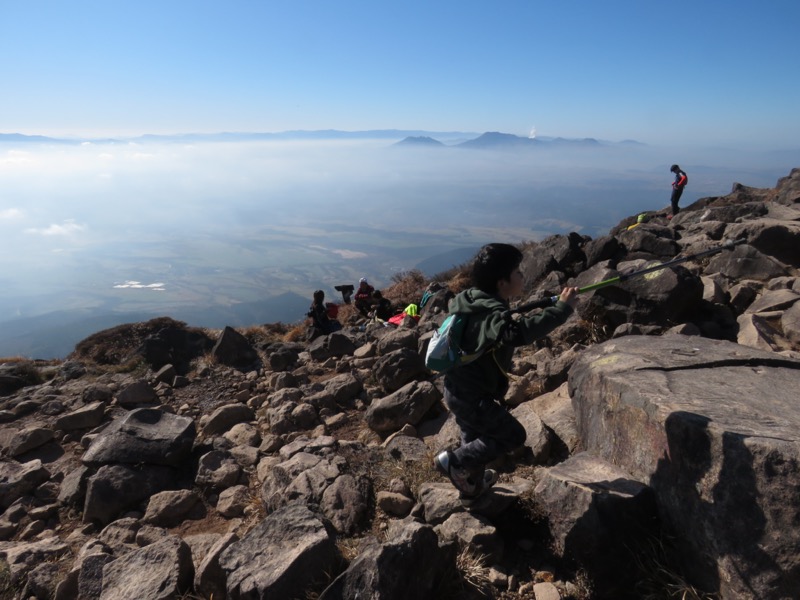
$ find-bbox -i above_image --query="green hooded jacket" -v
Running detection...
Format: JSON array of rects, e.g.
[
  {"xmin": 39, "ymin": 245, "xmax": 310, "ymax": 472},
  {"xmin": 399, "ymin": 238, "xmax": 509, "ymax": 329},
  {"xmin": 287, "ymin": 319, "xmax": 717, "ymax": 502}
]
[{"xmin": 443, "ymin": 288, "xmax": 574, "ymax": 399}]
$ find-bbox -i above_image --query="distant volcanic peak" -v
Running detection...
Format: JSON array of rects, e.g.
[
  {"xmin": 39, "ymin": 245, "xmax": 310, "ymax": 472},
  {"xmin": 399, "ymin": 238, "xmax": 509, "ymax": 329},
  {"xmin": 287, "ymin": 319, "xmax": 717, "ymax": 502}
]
[{"xmin": 395, "ymin": 136, "xmax": 444, "ymax": 146}]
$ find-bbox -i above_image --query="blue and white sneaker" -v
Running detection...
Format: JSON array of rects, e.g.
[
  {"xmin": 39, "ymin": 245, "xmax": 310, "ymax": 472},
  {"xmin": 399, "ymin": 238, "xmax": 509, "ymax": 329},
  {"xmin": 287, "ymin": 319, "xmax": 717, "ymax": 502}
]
[{"xmin": 434, "ymin": 450, "xmax": 498, "ymax": 507}]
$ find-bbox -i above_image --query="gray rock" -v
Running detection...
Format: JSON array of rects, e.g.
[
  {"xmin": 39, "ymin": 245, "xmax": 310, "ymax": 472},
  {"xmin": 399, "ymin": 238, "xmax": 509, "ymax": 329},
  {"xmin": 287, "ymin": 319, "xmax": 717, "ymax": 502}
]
[
  {"xmin": 319, "ymin": 520, "xmax": 454, "ymax": 600},
  {"xmin": 8, "ymin": 425, "xmax": 54, "ymax": 457},
  {"xmin": 533, "ymin": 581, "xmax": 562, "ymax": 600},
  {"xmin": 54, "ymin": 400, "xmax": 106, "ymax": 431},
  {"xmin": 83, "ymin": 464, "xmax": 174, "ymax": 526},
  {"xmin": 365, "ymin": 380, "xmax": 440, "ymax": 433},
  {"xmin": 744, "ymin": 288, "xmax": 800, "ymax": 315},
  {"xmin": 569, "ymin": 335, "xmax": 800, "ymax": 599},
  {"xmin": 418, "ymin": 482, "xmax": 464, "ymax": 525},
  {"xmin": 510, "ymin": 402, "xmax": 551, "ymax": 463},
  {"xmin": 75, "ymin": 551, "xmax": 114, "ymax": 599},
  {"xmin": 143, "ymin": 489, "xmax": 201, "ymax": 526},
  {"xmin": 376, "ymin": 328, "xmax": 419, "ymax": 355},
  {"xmin": 323, "ymin": 372, "xmax": 363, "ymax": 405},
  {"xmin": 726, "ymin": 218, "xmax": 800, "ymax": 268},
  {"xmin": 136, "ymin": 524, "xmax": 169, "ymax": 546},
  {"xmin": 100, "ymin": 536, "xmax": 193, "ymax": 600},
  {"xmin": 82, "ymin": 383, "xmax": 114, "ymax": 404},
  {"xmin": 436, "ymin": 511, "xmax": 504, "ymax": 564},
  {"xmin": 308, "ymin": 332, "xmax": 356, "ymax": 361},
  {"xmin": 219, "ymin": 504, "xmax": 338, "ymax": 599},
  {"xmin": 58, "ymin": 464, "xmax": 90, "ymax": 507},
  {"xmin": 705, "ymin": 242, "xmax": 788, "ymax": 281},
  {"xmin": 116, "ymin": 379, "xmax": 158, "ymax": 407},
  {"xmin": 376, "ymin": 491, "xmax": 415, "ymax": 517},
  {"xmin": 320, "ymin": 474, "xmax": 369, "ymax": 535},
  {"xmin": 194, "ymin": 532, "xmax": 238, "ymax": 600},
  {"xmin": 291, "ymin": 402, "xmax": 319, "ymax": 429},
  {"xmin": 373, "ymin": 347, "xmax": 426, "ymax": 393},
  {"xmin": 98, "ymin": 517, "xmax": 140, "ymax": 548},
  {"xmin": 260, "ymin": 451, "xmax": 342, "ymax": 509},
  {"xmin": 0, "ymin": 458, "xmax": 50, "ymax": 509},
  {"xmin": 22, "ymin": 560, "xmax": 63, "ymax": 600},
  {"xmin": 534, "ymin": 452, "xmax": 656, "ymax": 596},
  {"xmin": 382, "ymin": 434, "xmax": 429, "ymax": 462},
  {"xmin": 782, "ymin": 301, "xmax": 800, "ymax": 345},
  {"xmin": 579, "ymin": 258, "xmax": 704, "ymax": 332},
  {"xmin": 153, "ymin": 363, "xmax": 177, "ymax": 385},
  {"xmin": 217, "ymin": 485, "xmax": 250, "ymax": 518},
  {"xmin": 532, "ymin": 382, "xmax": 580, "ymax": 455},
  {"xmin": 0, "ymin": 536, "xmax": 68, "ymax": 586},
  {"xmin": 223, "ymin": 422, "xmax": 261, "ymax": 446},
  {"xmin": 196, "ymin": 450, "xmax": 242, "ymax": 490},
  {"xmin": 202, "ymin": 403, "xmax": 255, "ymax": 437},
  {"xmin": 737, "ymin": 313, "xmax": 782, "ymax": 352},
  {"xmin": 211, "ymin": 326, "xmax": 258, "ymax": 367},
  {"xmin": 81, "ymin": 408, "xmax": 195, "ymax": 467}
]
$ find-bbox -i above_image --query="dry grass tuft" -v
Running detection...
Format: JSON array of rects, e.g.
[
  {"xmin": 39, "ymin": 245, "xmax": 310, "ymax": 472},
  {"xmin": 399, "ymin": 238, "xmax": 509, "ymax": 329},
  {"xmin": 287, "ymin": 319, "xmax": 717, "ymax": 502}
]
[
  {"xmin": 631, "ymin": 535, "xmax": 719, "ymax": 600},
  {"xmin": 456, "ymin": 546, "xmax": 494, "ymax": 594},
  {"xmin": 0, "ymin": 358, "xmax": 44, "ymax": 387},
  {"xmin": 283, "ymin": 323, "xmax": 308, "ymax": 342},
  {"xmin": 382, "ymin": 269, "xmax": 427, "ymax": 308},
  {"xmin": 446, "ymin": 270, "xmax": 472, "ymax": 294}
]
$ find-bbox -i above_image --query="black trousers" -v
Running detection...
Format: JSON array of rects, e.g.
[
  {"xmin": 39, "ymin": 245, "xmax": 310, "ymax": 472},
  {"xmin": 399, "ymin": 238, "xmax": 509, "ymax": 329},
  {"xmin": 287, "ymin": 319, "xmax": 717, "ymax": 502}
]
[{"xmin": 671, "ymin": 186, "xmax": 684, "ymax": 215}]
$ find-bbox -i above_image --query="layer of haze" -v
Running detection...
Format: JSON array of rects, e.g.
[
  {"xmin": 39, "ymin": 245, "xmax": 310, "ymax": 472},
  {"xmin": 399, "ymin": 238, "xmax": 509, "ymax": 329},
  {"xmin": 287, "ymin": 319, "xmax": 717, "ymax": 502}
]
[{"xmin": 1, "ymin": 137, "xmax": 798, "ymax": 356}]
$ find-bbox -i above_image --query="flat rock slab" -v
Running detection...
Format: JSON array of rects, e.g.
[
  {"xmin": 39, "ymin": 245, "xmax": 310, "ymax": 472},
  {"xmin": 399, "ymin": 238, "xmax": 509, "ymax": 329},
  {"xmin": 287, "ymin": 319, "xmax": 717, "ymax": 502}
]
[{"xmin": 569, "ymin": 335, "xmax": 800, "ymax": 600}]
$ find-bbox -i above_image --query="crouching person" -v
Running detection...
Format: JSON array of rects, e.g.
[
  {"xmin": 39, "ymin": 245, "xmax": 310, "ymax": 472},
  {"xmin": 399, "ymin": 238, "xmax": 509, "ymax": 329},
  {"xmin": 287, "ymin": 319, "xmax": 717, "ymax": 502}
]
[{"xmin": 434, "ymin": 243, "xmax": 578, "ymax": 507}]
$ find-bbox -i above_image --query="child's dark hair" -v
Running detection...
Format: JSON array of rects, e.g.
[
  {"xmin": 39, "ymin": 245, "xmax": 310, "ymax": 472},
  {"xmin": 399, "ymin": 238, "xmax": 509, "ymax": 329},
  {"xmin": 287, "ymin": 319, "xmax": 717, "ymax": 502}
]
[
  {"xmin": 471, "ymin": 243, "xmax": 523, "ymax": 294},
  {"xmin": 313, "ymin": 290, "xmax": 325, "ymax": 303}
]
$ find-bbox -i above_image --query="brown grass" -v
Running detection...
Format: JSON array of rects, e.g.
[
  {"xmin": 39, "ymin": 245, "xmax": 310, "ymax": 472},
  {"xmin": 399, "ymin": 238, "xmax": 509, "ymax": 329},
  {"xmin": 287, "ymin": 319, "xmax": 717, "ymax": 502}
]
[{"xmin": 0, "ymin": 358, "xmax": 43, "ymax": 387}]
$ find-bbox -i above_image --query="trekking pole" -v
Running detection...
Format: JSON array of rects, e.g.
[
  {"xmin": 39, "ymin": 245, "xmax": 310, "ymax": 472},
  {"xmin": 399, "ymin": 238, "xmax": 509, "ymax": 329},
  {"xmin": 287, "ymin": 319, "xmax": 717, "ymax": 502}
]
[{"xmin": 511, "ymin": 238, "xmax": 746, "ymax": 313}]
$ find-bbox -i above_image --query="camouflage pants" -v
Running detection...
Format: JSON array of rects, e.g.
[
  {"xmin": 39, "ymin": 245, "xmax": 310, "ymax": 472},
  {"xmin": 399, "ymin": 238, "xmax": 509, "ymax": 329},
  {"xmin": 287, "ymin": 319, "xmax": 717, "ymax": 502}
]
[{"xmin": 443, "ymin": 385, "xmax": 526, "ymax": 474}]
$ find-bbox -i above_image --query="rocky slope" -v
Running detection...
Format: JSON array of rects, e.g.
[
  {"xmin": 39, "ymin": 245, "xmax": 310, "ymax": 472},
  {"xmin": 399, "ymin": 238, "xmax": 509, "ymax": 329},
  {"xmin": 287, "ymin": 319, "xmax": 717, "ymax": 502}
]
[{"xmin": 1, "ymin": 168, "xmax": 799, "ymax": 600}]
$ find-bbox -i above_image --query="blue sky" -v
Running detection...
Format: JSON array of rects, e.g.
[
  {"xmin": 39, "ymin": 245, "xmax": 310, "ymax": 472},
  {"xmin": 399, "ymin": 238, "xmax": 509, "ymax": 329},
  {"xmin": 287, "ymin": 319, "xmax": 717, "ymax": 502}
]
[{"xmin": 2, "ymin": 0, "xmax": 799, "ymax": 147}]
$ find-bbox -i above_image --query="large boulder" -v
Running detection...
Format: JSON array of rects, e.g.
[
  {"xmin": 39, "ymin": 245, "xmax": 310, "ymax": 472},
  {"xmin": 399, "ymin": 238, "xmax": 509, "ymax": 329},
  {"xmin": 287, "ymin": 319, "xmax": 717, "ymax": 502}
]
[
  {"xmin": 704, "ymin": 242, "xmax": 788, "ymax": 282},
  {"xmin": 365, "ymin": 380, "xmax": 441, "ymax": 434},
  {"xmin": 99, "ymin": 536, "xmax": 193, "ymax": 600},
  {"xmin": 83, "ymin": 464, "xmax": 175, "ymax": 525},
  {"xmin": 0, "ymin": 459, "xmax": 50, "ymax": 509},
  {"xmin": 534, "ymin": 452, "xmax": 657, "ymax": 597},
  {"xmin": 81, "ymin": 408, "xmax": 195, "ymax": 467},
  {"xmin": 520, "ymin": 232, "xmax": 586, "ymax": 289},
  {"xmin": 726, "ymin": 219, "xmax": 800, "ymax": 268},
  {"xmin": 373, "ymin": 347, "xmax": 426, "ymax": 393},
  {"xmin": 568, "ymin": 335, "xmax": 800, "ymax": 599},
  {"xmin": 319, "ymin": 520, "xmax": 454, "ymax": 600},
  {"xmin": 775, "ymin": 167, "xmax": 800, "ymax": 205},
  {"xmin": 578, "ymin": 260, "xmax": 703, "ymax": 330},
  {"xmin": 219, "ymin": 504, "xmax": 338, "ymax": 599},
  {"xmin": 211, "ymin": 326, "xmax": 258, "ymax": 367}
]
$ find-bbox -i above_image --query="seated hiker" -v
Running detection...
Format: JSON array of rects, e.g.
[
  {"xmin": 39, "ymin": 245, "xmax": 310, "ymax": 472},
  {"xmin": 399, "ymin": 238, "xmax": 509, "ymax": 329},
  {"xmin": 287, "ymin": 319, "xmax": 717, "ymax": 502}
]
[
  {"xmin": 354, "ymin": 277, "xmax": 376, "ymax": 316},
  {"xmin": 307, "ymin": 290, "xmax": 341, "ymax": 335},
  {"xmin": 370, "ymin": 290, "xmax": 394, "ymax": 321}
]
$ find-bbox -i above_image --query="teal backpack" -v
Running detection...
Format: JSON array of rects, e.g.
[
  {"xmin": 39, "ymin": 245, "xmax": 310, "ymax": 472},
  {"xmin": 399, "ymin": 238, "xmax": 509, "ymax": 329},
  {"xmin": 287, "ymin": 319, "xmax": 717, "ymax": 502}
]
[{"xmin": 425, "ymin": 313, "xmax": 484, "ymax": 372}]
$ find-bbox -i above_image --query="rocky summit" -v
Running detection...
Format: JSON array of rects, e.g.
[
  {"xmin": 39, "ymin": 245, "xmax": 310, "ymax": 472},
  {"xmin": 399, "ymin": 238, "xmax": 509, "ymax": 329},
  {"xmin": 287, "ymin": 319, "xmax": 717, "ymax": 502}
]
[{"xmin": 1, "ymin": 168, "xmax": 800, "ymax": 600}]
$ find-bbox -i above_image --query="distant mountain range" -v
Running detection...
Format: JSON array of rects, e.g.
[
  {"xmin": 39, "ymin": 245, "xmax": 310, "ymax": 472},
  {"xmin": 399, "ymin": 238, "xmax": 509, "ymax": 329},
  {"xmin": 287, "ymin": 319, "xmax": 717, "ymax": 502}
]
[
  {"xmin": 0, "ymin": 291, "xmax": 311, "ymax": 359},
  {"xmin": 0, "ymin": 130, "xmax": 643, "ymax": 147}
]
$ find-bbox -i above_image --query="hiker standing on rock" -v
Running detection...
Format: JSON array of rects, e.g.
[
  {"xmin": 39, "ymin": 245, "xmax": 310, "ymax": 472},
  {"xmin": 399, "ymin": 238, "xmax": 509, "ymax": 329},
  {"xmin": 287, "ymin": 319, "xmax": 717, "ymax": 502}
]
[
  {"xmin": 669, "ymin": 164, "xmax": 688, "ymax": 217},
  {"xmin": 434, "ymin": 243, "xmax": 578, "ymax": 507}
]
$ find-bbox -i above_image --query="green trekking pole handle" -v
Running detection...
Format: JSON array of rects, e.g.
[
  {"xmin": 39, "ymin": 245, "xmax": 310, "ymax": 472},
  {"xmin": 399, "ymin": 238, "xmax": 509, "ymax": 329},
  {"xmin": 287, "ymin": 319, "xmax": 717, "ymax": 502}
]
[{"xmin": 512, "ymin": 238, "xmax": 746, "ymax": 313}]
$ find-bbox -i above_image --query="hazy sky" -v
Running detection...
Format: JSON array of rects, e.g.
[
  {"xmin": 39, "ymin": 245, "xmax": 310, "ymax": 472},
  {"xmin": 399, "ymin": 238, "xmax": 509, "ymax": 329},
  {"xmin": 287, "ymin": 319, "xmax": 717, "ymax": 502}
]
[{"xmin": 2, "ymin": 0, "xmax": 799, "ymax": 148}]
